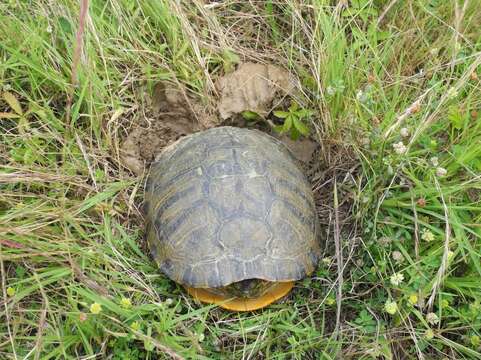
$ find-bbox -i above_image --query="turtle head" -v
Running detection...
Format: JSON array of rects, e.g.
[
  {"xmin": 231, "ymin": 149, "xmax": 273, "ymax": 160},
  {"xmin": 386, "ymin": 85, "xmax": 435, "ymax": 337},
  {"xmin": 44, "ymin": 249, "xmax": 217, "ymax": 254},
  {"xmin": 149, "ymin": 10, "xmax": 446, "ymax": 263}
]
[{"xmin": 224, "ymin": 279, "xmax": 272, "ymax": 298}]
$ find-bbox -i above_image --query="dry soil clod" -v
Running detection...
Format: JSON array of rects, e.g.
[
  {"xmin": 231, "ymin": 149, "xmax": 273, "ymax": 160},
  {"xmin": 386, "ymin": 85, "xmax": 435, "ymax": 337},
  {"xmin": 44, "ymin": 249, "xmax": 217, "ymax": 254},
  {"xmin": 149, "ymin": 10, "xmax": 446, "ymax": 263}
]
[
  {"xmin": 120, "ymin": 63, "xmax": 300, "ymax": 175},
  {"xmin": 119, "ymin": 82, "xmax": 217, "ymax": 175},
  {"xmin": 216, "ymin": 62, "xmax": 295, "ymax": 120}
]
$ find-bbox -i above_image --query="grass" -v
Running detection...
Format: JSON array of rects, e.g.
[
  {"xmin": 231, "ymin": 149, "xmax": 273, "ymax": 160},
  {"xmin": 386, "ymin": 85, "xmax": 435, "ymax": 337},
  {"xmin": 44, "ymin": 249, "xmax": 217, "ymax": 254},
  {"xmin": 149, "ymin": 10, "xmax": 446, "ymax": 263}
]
[{"xmin": 1, "ymin": 0, "xmax": 481, "ymax": 358}]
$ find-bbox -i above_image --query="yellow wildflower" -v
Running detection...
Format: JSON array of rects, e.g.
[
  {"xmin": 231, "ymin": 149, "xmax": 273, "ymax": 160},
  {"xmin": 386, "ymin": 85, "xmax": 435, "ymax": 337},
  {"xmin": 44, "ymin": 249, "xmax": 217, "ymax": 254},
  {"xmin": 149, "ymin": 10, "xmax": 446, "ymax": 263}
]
[
  {"xmin": 120, "ymin": 297, "xmax": 132, "ymax": 309},
  {"xmin": 90, "ymin": 302, "xmax": 102, "ymax": 314},
  {"xmin": 425, "ymin": 329, "xmax": 434, "ymax": 340},
  {"xmin": 6, "ymin": 287, "xmax": 15, "ymax": 297},
  {"xmin": 131, "ymin": 321, "xmax": 141, "ymax": 331},
  {"xmin": 408, "ymin": 293, "xmax": 418, "ymax": 305},
  {"xmin": 471, "ymin": 335, "xmax": 480, "ymax": 347},
  {"xmin": 384, "ymin": 300, "xmax": 398, "ymax": 315}
]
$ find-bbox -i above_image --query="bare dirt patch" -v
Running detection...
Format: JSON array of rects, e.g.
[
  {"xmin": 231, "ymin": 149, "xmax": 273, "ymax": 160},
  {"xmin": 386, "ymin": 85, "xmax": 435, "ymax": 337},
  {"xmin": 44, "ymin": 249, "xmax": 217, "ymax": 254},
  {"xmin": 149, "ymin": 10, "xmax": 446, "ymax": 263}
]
[
  {"xmin": 119, "ymin": 62, "xmax": 320, "ymax": 176},
  {"xmin": 119, "ymin": 82, "xmax": 218, "ymax": 175}
]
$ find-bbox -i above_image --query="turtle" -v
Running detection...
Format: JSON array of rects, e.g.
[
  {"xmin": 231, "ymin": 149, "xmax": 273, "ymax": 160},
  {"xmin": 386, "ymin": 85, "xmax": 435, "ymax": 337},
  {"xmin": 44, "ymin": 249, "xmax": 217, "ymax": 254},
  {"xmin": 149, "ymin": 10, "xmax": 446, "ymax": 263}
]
[{"xmin": 144, "ymin": 126, "xmax": 320, "ymax": 311}]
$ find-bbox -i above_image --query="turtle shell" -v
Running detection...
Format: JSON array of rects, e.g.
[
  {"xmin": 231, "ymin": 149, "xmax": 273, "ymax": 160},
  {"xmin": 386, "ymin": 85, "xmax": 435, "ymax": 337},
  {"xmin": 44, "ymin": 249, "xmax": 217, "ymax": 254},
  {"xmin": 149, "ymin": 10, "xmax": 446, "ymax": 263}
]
[{"xmin": 145, "ymin": 126, "xmax": 320, "ymax": 288}]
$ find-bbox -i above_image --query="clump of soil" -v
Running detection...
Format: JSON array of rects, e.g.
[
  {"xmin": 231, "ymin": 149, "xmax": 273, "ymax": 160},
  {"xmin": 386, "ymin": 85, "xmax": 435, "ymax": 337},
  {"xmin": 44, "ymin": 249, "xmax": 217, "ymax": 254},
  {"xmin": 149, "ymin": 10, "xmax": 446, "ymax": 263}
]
[
  {"xmin": 120, "ymin": 62, "xmax": 315, "ymax": 174},
  {"xmin": 216, "ymin": 62, "xmax": 296, "ymax": 120},
  {"xmin": 119, "ymin": 83, "xmax": 218, "ymax": 175}
]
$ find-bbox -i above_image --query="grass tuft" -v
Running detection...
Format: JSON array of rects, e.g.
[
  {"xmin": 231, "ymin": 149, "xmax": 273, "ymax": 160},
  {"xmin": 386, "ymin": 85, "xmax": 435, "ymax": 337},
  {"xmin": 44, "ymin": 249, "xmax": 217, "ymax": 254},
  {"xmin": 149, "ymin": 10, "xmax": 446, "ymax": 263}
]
[{"xmin": 1, "ymin": 0, "xmax": 481, "ymax": 358}]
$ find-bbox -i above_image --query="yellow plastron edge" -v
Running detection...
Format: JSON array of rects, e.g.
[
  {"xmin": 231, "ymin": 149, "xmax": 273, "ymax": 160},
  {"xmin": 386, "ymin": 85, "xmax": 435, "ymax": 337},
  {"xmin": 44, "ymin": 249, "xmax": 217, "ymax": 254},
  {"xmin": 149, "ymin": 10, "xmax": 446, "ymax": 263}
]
[{"xmin": 184, "ymin": 281, "xmax": 294, "ymax": 311}]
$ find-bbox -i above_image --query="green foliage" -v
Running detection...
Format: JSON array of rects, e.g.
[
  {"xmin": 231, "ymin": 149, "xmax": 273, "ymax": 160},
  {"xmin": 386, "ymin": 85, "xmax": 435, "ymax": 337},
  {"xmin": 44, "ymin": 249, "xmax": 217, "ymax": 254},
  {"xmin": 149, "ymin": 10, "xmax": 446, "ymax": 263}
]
[
  {"xmin": 273, "ymin": 102, "xmax": 313, "ymax": 140},
  {"xmin": 1, "ymin": 0, "xmax": 481, "ymax": 358}
]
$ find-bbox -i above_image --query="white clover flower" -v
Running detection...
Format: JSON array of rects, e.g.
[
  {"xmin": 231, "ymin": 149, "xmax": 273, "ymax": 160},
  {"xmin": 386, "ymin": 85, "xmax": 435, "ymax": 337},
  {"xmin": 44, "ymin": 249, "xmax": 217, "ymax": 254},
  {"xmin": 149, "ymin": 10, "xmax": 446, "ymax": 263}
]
[
  {"xmin": 326, "ymin": 86, "xmax": 335, "ymax": 96},
  {"xmin": 426, "ymin": 312, "xmax": 439, "ymax": 325},
  {"xmin": 447, "ymin": 87, "xmax": 458, "ymax": 99},
  {"xmin": 390, "ymin": 272, "xmax": 404, "ymax": 286},
  {"xmin": 392, "ymin": 251, "xmax": 403, "ymax": 263},
  {"xmin": 322, "ymin": 257, "xmax": 332, "ymax": 266},
  {"xmin": 430, "ymin": 157, "xmax": 439, "ymax": 167},
  {"xmin": 430, "ymin": 48, "xmax": 439, "ymax": 56},
  {"xmin": 356, "ymin": 89, "xmax": 366, "ymax": 102},
  {"xmin": 165, "ymin": 298, "xmax": 173, "ymax": 306},
  {"xmin": 46, "ymin": 25, "xmax": 53, "ymax": 33},
  {"xmin": 436, "ymin": 167, "xmax": 447, "ymax": 177},
  {"xmin": 421, "ymin": 229, "xmax": 435, "ymax": 242},
  {"xmin": 393, "ymin": 142, "xmax": 407, "ymax": 155},
  {"xmin": 400, "ymin": 128, "xmax": 409, "ymax": 138}
]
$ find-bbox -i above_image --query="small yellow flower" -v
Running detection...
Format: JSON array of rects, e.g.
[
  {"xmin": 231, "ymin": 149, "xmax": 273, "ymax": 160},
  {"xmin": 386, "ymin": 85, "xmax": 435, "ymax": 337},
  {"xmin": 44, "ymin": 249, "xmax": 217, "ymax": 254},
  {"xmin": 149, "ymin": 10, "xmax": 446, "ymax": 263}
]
[
  {"xmin": 471, "ymin": 335, "xmax": 480, "ymax": 347},
  {"xmin": 120, "ymin": 297, "xmax": 132, "ymax": 309},
  {"xmin": 6, "ymin": 287, "xmax": 15, "ymax": 297},
  {"xmin": 131, "ymin": 321, "xmax": 141, "ymax": 331},
  {"xmin": 90, "ymin": 302, "xmax": 102, "ymax": 314},
  {"xmin": 421, "ymin": 229, "xmax": 435, "ymax": 242},
  {"xmin": 447, "ymin": 251, "xmax": 455, "ymax": 261},
  {"xmin": 390, "ymin": 273, "xmax": 404, "ymax": 286},
  {"xmin": 425, "ymin": 329, "xmax": 434, "ymax": 340},
  {"xmin": 384, "ymin": 300, "xmax": 398, "ymax": 315},
  {"xmin": 441, "ymin": 299, "xmax": 449, "ymax": 308},
  {"xmin": 325, "ymin": 297, "xmax": 335, "ymax": 306},
  {"xmin": 408, "ymin": 293, "xmax": 418, "ymax": 305}
]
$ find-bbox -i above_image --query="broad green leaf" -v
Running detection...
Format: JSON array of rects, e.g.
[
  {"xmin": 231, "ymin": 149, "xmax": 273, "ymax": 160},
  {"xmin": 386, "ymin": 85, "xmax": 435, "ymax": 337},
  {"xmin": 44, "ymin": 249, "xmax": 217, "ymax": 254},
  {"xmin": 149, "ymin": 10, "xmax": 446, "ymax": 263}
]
[
  {"xmin": 448, "ymin": 106, "xmax": 464, "ymax": 129},
  {"xmin": 241, "ymin": 110, "xmax": 260, "ymax": 121},
  {"xmin": 58, "ymin": 16, "xmax": 73, "ymax": 34},
  {"xmin": 297, "ymin": 109, "xmax": 314, "ymax": 118},
  {"xmin": 283, "ymin": 115, "xmax": 293, "ymax": 133},
  {"xmin": 290, "ymin": 126, "xmax": 300, "ymax": 140},
  {"xmin": 273, "ymin": 110, "xmax": 289, "ymax": 119},
  {"xmin": 293, "ymin": 118, "xmax": 310, "ymax": 136}
]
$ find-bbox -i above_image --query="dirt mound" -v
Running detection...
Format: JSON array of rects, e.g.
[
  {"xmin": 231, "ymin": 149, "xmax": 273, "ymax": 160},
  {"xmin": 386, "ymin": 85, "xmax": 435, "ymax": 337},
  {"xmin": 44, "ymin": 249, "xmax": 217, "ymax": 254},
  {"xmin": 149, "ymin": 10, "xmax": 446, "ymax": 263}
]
[
  {"xmin": 216, "ymin": 62, "xmax": 295, "ymax": 120},
  {"xmin": 119, "ymin": 83, "xmax": 217, "ymax": 175},
  {"xmin": 119, "ymin": 62, "xmax": 314, "ymax": 174}
]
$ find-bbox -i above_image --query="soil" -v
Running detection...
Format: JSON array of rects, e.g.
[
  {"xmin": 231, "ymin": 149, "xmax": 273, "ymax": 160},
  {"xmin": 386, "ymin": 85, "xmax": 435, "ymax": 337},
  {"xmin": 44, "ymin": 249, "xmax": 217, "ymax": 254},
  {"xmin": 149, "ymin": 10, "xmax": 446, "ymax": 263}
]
[
  {"xmin": 216, "ymin": 62, "xmax": 296, "ymax": 120},
  {"xmin": 119, "ymin": 82, "xmax": 218, "ymax": 175},
  {"xmin": 119, "ymin": 62, "xmax": 314, "ymax": 174}
]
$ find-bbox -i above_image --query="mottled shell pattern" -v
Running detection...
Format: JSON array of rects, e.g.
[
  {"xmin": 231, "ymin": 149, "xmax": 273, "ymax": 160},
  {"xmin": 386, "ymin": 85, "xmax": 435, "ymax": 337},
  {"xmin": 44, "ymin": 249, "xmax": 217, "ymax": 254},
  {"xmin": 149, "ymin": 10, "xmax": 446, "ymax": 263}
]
[{"xmin": 145, "ymin": 126, "xmax": 320, "ymax": 289}]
